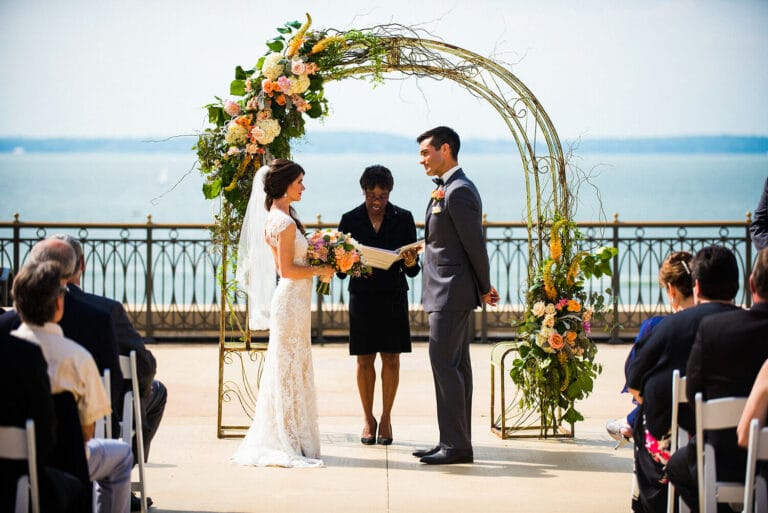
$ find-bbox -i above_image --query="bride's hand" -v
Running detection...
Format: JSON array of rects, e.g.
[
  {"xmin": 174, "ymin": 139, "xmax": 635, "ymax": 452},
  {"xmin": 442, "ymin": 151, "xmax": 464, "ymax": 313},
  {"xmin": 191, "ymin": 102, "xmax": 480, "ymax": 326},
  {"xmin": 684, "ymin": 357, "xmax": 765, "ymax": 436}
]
[{"xmin": 316, "ymin": 265, "xmax": 335, "ymax": 279}]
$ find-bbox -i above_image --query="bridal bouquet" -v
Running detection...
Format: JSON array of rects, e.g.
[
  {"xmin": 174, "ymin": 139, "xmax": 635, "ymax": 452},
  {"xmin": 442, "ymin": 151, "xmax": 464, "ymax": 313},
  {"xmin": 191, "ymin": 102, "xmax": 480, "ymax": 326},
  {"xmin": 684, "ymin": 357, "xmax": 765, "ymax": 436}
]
[{"xmin": 307, "ymin": 229, "xmax": 371, "ymax": 295}]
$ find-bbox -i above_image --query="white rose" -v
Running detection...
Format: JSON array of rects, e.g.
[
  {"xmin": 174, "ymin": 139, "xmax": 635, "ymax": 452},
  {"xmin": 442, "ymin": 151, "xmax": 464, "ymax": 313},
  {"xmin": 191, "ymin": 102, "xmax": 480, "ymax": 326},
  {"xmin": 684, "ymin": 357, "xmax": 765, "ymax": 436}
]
[
  {"xmin": 289, "ymin": 74, "xmax": 311, "ymax": 95},
  {"xmin": 261, "ymin": 53, "xmax": 285, "ymax": 81},
  {"xmin": 532, "ymin": 301, "xmax": 546, "ymax": 317}
]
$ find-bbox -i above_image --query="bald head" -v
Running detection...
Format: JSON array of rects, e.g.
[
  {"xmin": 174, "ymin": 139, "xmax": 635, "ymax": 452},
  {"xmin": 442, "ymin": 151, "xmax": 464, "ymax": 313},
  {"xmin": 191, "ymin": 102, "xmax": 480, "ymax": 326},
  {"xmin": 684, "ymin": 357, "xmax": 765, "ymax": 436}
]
[{"xmin": 28, "ymin": 238, "xmax": 77, "ymax": 282}]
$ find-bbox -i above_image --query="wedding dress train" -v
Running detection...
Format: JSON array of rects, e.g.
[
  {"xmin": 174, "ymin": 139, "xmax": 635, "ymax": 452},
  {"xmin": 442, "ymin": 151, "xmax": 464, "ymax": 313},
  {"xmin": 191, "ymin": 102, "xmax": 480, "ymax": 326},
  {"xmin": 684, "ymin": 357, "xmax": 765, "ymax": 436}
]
[{"xmin": 232, "ymin": 209, "xmax": 323, "ymax": 467}]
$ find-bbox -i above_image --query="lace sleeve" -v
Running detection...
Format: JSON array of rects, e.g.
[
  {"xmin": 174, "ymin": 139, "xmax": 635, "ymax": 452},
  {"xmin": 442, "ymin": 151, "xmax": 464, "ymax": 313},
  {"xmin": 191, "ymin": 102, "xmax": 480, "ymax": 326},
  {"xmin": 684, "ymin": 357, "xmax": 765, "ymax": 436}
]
[{"xmin": 266, "ymin": 211, "xmax": 295, "ymax": 248}]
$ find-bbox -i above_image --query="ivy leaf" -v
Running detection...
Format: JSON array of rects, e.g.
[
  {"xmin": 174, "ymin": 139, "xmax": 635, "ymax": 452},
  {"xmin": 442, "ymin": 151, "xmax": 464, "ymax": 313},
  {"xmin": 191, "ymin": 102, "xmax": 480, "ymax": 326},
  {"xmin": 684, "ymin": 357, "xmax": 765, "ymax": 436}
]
[
  {"xmin": 230, "ymin": 80, "xmax": 245, "ymax": 97},
  {"xmin": 234, "ymin": 66, "xmax": 247, "ymax": 80},
  {"xmin": 276, "ymin": 27, "xmax": 292, "ymax": 34},
  {"xmin": 267, "ymin": 38, "xmax": 284, "ymax": 52},
  {"xmin": 285, "ymin": 20, "xmax": 302, "ymax": 29},
  {"xmin": 562, "ymin": 407, "xmax": 584, "ymax": 425},
  {"xmin": 202, "ymin": 178, "xmax": 222, "ymax": 199},
  {"xmin": 256, "ymin": 56, "xmax": 266, "ymax": 70}
]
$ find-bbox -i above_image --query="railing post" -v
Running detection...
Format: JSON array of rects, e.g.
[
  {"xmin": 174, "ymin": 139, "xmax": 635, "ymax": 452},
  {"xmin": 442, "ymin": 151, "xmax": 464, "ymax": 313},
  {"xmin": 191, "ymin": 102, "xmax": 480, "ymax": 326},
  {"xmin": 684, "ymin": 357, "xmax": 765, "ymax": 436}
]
[
  {"xmin": 745, "ymin": 212, "xmax": 753, "ymax": 308},
  {"xmin": 609, "ymin": 213, "xmax": 622, "ymax": 343},
  {"xmin": 12, "ymin": 213, "xmax": 20, "ymax": 273},
  {"xmin": 145, "ymin": 215, "xmax": 154, "ymax": 340},
  {"xmin": 481, "ymin": 213, "xmax": 488, "ymax": 343},
  {"xmin": 315, "ymin": 213, "xmax": 324, "ymax": 343}
]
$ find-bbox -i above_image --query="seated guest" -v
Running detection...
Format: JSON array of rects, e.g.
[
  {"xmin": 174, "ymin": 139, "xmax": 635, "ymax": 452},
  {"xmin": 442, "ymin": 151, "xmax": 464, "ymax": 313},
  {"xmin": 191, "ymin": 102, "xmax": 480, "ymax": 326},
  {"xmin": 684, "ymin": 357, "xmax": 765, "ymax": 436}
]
[
  {"xmin": 737, "ymin": 358, "xmax": 768, "ymax": 449},
  {"xmin": 606, "ymin": 251, "xmax": 694, "ymax": 447},
  {"xmin": 627, "ymin": 245, "xmax": 740, "ymax": 513},
  {"xmin": 54, "ymin": 234, "xmax": 167, "ymax": 465},
  {"xmin": 0, "ymin": 330, "xmax": 85, "ymax": 513},
  {"xmin": 10, "ymin": 260, "xmax": 132, "ymax": 513},
  {"xmin": 751, "ymin": 176, "xmax": 768, "ymax": 251},
  {"xmin": 20, "ymin": 239, "xmax": 124, "ymax": 431},
  {"xmin": 666, "ymin": 248, "xmax": 768, "ymax": 512}
]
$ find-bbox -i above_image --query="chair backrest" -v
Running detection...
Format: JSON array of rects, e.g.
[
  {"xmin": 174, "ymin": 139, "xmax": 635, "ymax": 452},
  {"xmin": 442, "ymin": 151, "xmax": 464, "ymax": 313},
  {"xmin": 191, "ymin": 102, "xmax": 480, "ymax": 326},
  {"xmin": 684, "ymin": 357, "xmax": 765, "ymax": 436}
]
[
  {"xmin": 94, "ymin": 368, "xmax": 112, "ymax": 439},
  {"xmin": 694, "ymin": 393, "xmax": 748, "ymax": 513},
  {"xmin": 119, "ymin": 351, "xmax": 148, "ymax": 513},
  {"xmin": 0, "ymin": 419, "xmax": 40, "ymax": 513},
  {"xmin": 744, "ymin": 419, "xmax": 768, "ymax": 513},
  {"xmin": 668, "ymin": 370, "xmax": 690, "ymax": 513}
]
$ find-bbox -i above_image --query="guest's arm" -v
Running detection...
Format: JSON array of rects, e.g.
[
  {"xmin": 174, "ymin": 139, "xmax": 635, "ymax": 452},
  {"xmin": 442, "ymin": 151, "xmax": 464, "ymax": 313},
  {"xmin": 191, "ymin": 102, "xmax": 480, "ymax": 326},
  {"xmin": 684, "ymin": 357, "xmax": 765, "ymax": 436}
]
[
  {"xmin": 750, "ymin": 177, "xmax": 768, "ymax": 251},
  {"xmin": 626, "ymin": 326, "xmax": 668, "ymax": 402},
  {"xmin": 685, "ymin": 325, "xmax": 707, "ymax": 405},
  {"xmin": 737, "ymin": 359, "xmax": 768, "ymax": 448}
]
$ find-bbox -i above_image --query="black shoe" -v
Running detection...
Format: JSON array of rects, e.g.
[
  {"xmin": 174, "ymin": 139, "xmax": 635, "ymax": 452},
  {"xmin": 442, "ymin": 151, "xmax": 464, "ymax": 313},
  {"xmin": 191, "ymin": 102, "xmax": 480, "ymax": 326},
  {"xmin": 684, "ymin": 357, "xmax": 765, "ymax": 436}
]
[
  {"xmin": 420, "ymin": 448, "xmax": 473, "ymax": 465},
  {"xmin": 412, "ymin": 445, "xmax": 441, "ymax": 458},
  {"xmin": 377, "ymin": 424, "xmax": 393, "ymax": 446},
  {"xmin": 131, "ymin": 493, "xmax": 153, "ymax": 511},
  {"xmin": 361, "ymin": 419, "xmax": 377, "ymax": 445}
]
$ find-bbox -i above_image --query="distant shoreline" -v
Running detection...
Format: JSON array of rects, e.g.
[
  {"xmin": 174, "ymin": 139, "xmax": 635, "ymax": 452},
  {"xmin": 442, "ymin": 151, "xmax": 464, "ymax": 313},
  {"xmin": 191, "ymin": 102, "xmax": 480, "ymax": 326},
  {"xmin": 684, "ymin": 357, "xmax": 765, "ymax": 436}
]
[{"xmin": 1, "ymin": 133, "xmax": 767, "ymax": 154}]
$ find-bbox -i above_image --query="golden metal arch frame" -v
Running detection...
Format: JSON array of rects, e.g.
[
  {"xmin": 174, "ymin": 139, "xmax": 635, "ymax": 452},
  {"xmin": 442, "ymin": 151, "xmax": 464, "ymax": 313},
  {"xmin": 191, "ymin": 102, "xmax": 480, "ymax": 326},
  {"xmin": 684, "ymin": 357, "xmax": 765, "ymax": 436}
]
[{"xmin": 216, "ymin": 36, "xmax": 571, "ymax": 438}]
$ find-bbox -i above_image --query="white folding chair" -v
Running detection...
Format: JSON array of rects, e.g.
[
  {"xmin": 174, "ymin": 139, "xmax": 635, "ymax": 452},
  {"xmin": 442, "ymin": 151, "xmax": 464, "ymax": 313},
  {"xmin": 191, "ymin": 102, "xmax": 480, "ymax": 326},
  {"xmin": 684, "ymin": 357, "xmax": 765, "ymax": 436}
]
[
  {"xmin": 744, "ymin": 419, "xmax": 768, "ymax": 513},
  {"xmin": 94, "ymin": 368, "xmax": 112, "ymax": 439},
  {"xmin": 695, "ymin": 393, "xmax": 748, "ymax": 513},
  {"xmin": 120, "ymin": 351, "xmax": 148, "ymax": 513},
  {"xmin": 668, "ymin": 370, "xmax": 691, "ymax": 513},
  {"xmin": 0, "ymin": 419, "xmax": 40, "ymax": 513}
]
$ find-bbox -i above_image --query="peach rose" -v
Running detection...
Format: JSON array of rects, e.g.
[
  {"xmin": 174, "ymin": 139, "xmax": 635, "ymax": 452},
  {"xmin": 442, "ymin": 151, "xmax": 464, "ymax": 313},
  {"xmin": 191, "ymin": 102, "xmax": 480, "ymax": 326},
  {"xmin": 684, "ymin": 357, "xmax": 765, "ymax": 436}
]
[
  {"xmin": 548, "ymin": 332, "xmax": 565, "ymax": 350},
  {"xmin": 565, "ymin": 330, "xmax": 577, "ymax": 345}
]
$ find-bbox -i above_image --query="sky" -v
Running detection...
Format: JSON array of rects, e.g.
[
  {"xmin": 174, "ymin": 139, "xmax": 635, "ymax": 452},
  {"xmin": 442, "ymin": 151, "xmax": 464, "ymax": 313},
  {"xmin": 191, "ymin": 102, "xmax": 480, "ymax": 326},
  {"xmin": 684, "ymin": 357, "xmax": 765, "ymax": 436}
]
[{"xmin": 0, "ymin": 0, "xmax": 767, "ymax": 140}]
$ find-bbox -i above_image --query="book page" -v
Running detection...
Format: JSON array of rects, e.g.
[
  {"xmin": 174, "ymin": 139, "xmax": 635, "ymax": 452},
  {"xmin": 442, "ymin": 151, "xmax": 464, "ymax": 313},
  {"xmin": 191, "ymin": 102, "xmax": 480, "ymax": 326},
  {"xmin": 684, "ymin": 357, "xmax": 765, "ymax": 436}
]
[{"xmin": 358, "ymin": 240, "xmax": 425, "ymax": 270}]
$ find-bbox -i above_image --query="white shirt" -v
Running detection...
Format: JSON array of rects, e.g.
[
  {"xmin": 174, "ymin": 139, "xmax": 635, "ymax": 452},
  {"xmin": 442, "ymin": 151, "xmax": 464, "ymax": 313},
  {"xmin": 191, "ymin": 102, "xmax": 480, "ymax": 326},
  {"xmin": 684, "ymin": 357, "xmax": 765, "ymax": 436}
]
[
  {"xmin": 12, "ymin": 322, "xmax": 112, "ymax": 427},
  {"xmin": 438, "ymin": 165, "xmax": 461, "ymax": 184}
]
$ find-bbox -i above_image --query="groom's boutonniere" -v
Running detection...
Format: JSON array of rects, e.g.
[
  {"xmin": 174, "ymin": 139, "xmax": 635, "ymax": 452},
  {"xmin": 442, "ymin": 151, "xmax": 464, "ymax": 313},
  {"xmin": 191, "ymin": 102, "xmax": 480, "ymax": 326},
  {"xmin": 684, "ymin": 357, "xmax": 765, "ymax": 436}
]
[{"xmin": 431, "ymin": 187, "xmax": 445, "ymax": 214}]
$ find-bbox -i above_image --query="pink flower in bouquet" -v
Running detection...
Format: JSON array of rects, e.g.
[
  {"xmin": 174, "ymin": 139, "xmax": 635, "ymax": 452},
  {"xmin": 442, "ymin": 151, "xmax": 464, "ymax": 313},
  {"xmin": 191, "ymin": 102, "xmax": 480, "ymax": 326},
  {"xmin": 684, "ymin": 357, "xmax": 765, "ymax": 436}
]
[
  {"xmin": 277, "ymin": 76, "xmax": 293, "ymax": 94},
  {"xmin": 291, "ymin": 59, "xmax": 307, "ymax": 75},
  {"xmin": 224, "ymin": 100, "xmax": 241, "ymax": 117},
  {"xmin": 305, "ymin": 62, "xmax": 319, "ymax": 74}
]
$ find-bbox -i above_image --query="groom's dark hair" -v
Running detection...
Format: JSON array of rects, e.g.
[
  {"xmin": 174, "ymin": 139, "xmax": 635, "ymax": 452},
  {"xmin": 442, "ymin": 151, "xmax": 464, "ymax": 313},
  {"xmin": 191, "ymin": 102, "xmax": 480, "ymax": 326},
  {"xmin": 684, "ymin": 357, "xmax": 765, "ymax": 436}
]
[{"xmin": 417, "ymin": 126, "xmax": 460, "ymax": 160}]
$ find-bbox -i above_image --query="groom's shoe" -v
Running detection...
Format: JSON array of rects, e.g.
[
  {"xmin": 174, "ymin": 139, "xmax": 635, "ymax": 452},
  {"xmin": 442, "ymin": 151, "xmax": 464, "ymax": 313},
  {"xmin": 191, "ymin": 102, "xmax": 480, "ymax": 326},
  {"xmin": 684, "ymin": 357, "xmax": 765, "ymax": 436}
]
[
  {"xmin": 420, "ymin": 448, "xmax": 473, "ymax": 465},
  {"xmin": 412, "ymin": 445, "xmax": 441, "ymax": 458}
]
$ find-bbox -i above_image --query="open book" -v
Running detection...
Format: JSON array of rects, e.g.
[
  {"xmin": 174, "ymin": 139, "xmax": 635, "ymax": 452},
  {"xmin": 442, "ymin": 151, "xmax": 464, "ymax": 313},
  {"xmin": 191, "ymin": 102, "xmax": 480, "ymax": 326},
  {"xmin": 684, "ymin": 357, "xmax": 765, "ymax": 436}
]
[{"xmin": 358, "ymin": 239, "xmax": 425, "ymax": 270}]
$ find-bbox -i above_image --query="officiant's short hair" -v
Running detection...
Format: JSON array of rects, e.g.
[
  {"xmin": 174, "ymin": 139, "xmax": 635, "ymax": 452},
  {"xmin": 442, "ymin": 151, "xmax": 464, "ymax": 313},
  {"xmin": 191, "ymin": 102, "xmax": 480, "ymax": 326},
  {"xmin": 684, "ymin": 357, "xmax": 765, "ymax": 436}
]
[{"xmin": 360, "ymin": 165, "xmax": 393, "ymax": 191}]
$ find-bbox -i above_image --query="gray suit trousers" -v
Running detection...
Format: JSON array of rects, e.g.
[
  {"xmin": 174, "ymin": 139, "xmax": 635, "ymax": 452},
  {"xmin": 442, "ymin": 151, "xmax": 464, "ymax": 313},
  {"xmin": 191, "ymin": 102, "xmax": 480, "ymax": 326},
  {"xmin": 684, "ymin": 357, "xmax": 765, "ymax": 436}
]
[{"xmin": 428, "ymin": 310, "xmax": 473, "ymax": 450}]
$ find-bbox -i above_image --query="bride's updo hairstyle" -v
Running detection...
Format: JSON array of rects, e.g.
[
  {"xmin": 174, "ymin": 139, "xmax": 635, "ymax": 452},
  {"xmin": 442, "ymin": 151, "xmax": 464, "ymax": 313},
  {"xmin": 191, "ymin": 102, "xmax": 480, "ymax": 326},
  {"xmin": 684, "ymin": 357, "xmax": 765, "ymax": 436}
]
[
  {"xmin": 264, "ymin": 158, "xmax": 306, "ymax": 233},
  {"xmin": 658, "ymin": 250, "xmax": 694, "ymax": 299}
]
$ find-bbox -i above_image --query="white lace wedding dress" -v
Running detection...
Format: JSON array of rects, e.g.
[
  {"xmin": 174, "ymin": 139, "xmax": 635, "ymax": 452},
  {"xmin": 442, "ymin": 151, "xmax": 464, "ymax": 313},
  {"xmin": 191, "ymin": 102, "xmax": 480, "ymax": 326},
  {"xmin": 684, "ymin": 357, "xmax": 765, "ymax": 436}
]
[{"xmin": 232, "ymin": 209, "xmax": 323, "ymax": 467}]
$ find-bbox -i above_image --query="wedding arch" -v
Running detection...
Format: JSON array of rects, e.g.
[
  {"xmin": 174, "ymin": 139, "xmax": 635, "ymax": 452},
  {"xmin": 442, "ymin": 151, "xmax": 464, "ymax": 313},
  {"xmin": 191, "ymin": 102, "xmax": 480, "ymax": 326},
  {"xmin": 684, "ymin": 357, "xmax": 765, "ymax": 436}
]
[{"xmin": 197, "ymin": 15, "xmax": 612, "ymax": 438}]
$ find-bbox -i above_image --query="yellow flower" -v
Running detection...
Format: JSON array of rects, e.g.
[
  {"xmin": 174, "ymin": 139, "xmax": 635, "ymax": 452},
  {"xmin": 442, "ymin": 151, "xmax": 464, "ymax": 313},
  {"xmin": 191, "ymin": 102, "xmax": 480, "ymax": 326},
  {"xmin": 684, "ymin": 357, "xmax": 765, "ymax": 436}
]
[
  {"xmin": 543, "ymin": 260, "xmax": 557, "ymax": 301},
  {"xmin": 549, "ymin": 219, "xmax": 567, "ymax": 263},
  {"xmin": 311, "ymin": 35, "xmax": 346, "ymax": 54},
  {"xmin": 567, "ymin": 299, "xmax": 581, "ymax": 312},
  {"xmin": 286, "ymin": 13, "xmax": 312, "ymax": 58}
]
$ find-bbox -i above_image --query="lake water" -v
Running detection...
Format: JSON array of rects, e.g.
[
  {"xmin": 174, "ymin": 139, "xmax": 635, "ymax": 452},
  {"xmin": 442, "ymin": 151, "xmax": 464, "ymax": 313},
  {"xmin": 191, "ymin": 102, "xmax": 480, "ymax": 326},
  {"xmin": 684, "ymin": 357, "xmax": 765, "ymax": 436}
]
[{"xmin": 0, "ymin": 151, "xmax": 766, "ymax": 224}]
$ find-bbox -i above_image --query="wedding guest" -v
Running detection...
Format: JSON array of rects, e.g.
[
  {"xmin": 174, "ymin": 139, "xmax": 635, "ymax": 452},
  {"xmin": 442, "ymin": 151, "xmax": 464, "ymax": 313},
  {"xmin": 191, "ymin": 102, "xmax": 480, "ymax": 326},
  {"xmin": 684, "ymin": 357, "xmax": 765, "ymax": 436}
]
[
  {"xmin": 0, "ymin": 329, "xmax": 85, "ymax": 513},
  {"xmin": 10, "ymin": 260, "xmax": 132, "ymax": 513},
  {"xmin": 737, "ymin": 359, "xmax": 768, "ymax": 448},
  {"xmin": 606, "ymin": 251, "xmax": 694, "ymax": 448},
  {"xmin": 627, "ymin": 245, "xmax": 740, "ymax": 513},
  {"xmin": 665, "ymin": 247, "xmax": 768, "ymax": 512},
  {"xmin": 412, "ymin": 126, "xmax": 498, "ymax": 465},
  {"xmin": 0, "ymin": 238, "xmax": 126, "ymax": 428},
  {"xmin": 52, "ymin": 235, "xmax": 163, "ymax": 510},
  {"xmin": 751, "ymin": 176, "xmax": 768, "ymax": 251},
  {"xmin": 337, "ymin": 165, "xmax": 421, "ymax": 446}
]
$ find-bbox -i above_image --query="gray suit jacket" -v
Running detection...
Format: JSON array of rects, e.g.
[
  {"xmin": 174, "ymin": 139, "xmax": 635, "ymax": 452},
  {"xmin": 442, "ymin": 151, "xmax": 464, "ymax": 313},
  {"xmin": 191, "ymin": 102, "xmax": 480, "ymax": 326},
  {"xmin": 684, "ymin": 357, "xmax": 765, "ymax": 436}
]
[{"xmin": 422, "ymin": 169, "xmax": 491, "ymax": 312}]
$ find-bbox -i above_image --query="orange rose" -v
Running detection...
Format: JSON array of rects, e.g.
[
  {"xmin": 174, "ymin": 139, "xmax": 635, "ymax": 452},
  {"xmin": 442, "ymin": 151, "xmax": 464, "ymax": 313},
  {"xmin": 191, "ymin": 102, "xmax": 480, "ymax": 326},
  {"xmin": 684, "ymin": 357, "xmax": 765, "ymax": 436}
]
[
  {"xmin": 274, "ymin": 94, "xmax": 286, "ymax": 106},
  {"xmin": 337, "ymin": 252, "xmax": 355, "ymax": 273},
  {"xmin": 564, "ymin": 330, "xmax": 577, "ymax": 345},
  {"xmin": 567, "ymin": 299, "xmax": 581, "ymax": 312},
  {"xmin": 548, "ymin": 332, "xmax": 565, "ymax": 350}
]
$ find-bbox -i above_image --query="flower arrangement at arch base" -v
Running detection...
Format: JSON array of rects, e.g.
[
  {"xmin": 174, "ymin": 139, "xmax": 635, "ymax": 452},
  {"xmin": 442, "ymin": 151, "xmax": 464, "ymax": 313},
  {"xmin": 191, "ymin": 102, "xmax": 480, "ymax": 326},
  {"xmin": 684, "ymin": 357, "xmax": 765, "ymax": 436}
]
[{"xmin": 509, "ymin": 217, "xmax": 617, "ymax": 437}]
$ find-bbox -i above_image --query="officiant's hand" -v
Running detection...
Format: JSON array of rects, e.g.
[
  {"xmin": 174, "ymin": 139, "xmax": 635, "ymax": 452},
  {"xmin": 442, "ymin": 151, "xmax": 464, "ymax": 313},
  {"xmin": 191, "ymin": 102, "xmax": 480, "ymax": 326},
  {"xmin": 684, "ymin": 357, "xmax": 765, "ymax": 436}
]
[
  {"xmin": 482, "ymin": 286, "xmax": 499, "ymax": 307},
  {"xmin": 401, "ymin": 249, "xmax": 419, "ymax": 268}
]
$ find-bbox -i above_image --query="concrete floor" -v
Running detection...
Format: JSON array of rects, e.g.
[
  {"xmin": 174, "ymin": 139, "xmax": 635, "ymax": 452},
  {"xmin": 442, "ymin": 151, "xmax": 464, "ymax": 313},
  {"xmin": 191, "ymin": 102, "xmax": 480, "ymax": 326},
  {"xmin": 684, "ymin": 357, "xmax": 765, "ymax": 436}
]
[{"xmin": 141, "ymin": 341, "xmax": 635, "ymax": 513}]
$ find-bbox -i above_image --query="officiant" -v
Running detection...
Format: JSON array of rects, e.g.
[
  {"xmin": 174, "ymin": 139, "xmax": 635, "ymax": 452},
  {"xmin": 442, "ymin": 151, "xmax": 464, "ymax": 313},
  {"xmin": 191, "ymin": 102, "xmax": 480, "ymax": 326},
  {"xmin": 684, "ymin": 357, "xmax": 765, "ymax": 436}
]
[{"xmin": 337, "ymin": 164, "xmax": 421, "ymax": 446}]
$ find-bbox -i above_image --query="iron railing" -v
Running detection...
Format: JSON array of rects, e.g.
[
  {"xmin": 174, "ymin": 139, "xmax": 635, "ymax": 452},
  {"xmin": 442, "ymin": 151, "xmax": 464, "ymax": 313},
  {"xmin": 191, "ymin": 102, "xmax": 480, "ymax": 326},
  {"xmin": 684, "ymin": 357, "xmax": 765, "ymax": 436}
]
[{"xmin": 0, "ymin": 213, "xmax": 755, "ymax": 341}]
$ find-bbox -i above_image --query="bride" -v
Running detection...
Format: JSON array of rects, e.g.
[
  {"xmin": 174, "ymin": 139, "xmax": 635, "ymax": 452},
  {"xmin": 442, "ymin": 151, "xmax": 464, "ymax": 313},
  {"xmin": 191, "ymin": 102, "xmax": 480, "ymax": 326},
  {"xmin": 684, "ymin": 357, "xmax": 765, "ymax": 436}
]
[{"xmin": 232, "ymin": 158, "xmax": 334, "ymax": 467}]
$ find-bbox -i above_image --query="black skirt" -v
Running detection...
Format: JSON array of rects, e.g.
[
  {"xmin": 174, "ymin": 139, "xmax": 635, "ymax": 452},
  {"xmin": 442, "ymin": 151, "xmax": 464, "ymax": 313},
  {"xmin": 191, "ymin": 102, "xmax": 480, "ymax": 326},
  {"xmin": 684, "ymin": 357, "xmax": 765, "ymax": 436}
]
[{"xmin": 348, "ymin": 291, "xmax": 412, "ymax": 355}]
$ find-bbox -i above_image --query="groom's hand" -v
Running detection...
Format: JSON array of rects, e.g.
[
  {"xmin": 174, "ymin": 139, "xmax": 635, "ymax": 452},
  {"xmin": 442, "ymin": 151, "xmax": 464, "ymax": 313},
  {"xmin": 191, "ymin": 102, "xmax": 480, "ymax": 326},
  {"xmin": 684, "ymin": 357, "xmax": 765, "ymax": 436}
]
[{"xmin": 482, "ymin": 286, "xmax": 499, "ymax": 307}]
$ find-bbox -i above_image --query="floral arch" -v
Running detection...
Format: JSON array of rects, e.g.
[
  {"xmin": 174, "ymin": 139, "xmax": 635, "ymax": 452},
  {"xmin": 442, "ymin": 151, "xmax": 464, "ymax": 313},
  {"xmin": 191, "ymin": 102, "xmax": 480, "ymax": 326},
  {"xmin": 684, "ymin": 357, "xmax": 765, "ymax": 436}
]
[{"xmin": 199, "ymin": 15, "xmax": 614, "ymax": 438}]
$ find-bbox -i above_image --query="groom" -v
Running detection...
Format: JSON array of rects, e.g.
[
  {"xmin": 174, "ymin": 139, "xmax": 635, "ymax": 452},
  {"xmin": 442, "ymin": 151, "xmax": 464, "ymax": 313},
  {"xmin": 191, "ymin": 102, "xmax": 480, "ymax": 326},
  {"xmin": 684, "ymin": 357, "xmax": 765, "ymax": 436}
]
[{"xmin": 410, "ymin": 126, "xmax": 498, "ymax": 465}]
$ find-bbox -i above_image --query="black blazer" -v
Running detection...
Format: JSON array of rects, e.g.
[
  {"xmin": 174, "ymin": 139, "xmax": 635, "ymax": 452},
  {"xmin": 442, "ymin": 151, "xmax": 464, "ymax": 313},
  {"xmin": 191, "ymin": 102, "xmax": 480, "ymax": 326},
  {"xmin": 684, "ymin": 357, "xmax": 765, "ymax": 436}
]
[
  {"xmin": 337, "ymin": 202, "xmax": 420, "ymax": 294},
  {"xmin": 627, "ymin": 301, "xmax": 739, "ymax": 439},
  {"xmin": 67, "ymin": 285, "xmax": 157, "ymax": 397},
  {"xmin": 685, "ymin": 301, "xmax": 768, "ymax": 481}
]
